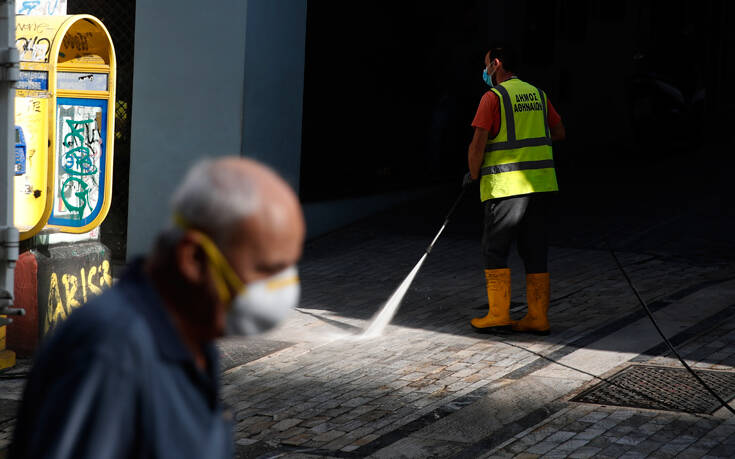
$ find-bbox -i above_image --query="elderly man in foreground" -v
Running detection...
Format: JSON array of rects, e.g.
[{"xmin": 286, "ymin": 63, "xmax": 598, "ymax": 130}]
[{"xmin": 11, "ymin": 157, "xmax": 305, "ymax": 458}]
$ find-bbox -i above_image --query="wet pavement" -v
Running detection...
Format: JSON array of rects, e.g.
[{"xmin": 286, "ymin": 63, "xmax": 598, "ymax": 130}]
[
  {"xmin": 2, "ymin": 177, "xmax": 735, "ymax": 458},
  {"xmin": 219, "ymin": 181, "xmax": 735, "ymax": 458}
]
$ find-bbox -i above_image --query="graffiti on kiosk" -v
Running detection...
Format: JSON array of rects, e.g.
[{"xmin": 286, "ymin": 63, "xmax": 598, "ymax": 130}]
[
  {"xmin": 15, "ymin": 21, "xmax": 54, "ymax": 62},
  {"xmin": 16, "ymin": 0, "xmax": 66, "ymax": 16},
  {"xmin": 56, "ymin": 105, "xmax": 103, "ymax": 220},
  {"xmin": 17, "ymin": 1, "xmax": 41, "ymax": 15},
  {"xmin": 16, "ymin": 35, "xmax": 51, "ymax": 62},
  {"xmin": 46, "ymin": 260, "xmax": 112, "ymax": 333},
  {"xmin": 62, "ymin": 32, "xmax": 93, "ymax": 52}
]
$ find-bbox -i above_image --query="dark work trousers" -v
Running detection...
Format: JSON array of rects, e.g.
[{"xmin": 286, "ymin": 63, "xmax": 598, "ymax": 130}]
[{"xmin": 481, "ymin": 193, "xmax": 551, "ymax": 273}]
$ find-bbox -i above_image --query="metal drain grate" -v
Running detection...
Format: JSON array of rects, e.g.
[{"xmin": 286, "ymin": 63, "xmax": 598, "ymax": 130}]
[{"xmin": 572, "ymin": 365, "xmax": 735, "ymax": 414}]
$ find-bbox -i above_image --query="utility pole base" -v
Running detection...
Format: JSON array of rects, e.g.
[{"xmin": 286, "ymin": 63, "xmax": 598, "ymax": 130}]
[
  {"xmin": 0, "ymin": 317, "xmax": 14, "ymax": 369},
  {"xmin": 0, "ymin": 349, "xmax": 15, "ymax": 370},
  {"xmin": 10, "ymin": 241, "xmax": 111, "ymax": 356}
]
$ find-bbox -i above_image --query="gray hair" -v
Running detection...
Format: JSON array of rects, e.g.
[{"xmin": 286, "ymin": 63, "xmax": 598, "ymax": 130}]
[{"xmin": 169, "ymin": 158, "xmax": 260, "ymax": 244}]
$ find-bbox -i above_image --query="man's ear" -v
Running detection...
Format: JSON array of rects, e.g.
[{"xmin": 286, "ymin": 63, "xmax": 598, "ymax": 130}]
[
  {"xmin": 492, "ymin": 58, "xmax": 501, "ymax": 71},
  {"xmin": 176, "ymin": 231, "xmax": 207, "ymax": 284}
]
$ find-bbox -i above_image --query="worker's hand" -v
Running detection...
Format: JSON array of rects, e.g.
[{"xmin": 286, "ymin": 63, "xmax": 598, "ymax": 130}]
[{"xmin": 462, "ymin": 172, "xmax": 477, "ymax": 188}]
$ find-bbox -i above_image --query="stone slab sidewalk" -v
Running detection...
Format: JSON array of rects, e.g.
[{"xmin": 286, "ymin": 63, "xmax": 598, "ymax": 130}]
[
  {"xmin": 219, "ymin": 188, "xmax": 735, "ymax": 458},
  {"xmin": 1, "ymin": 186, "xmax": 735, "ymax": 458}
]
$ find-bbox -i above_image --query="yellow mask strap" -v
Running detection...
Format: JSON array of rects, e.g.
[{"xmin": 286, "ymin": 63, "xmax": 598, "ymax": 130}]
[{"xmin": 174, "ymin": 214, "xmax": 244, "ymax": 303}]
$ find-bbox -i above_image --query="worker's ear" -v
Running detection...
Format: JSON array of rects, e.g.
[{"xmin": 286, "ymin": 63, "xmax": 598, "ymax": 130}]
[{"xmin": 176, "ymin": 231, "xmax": 208, "ymax": 284}]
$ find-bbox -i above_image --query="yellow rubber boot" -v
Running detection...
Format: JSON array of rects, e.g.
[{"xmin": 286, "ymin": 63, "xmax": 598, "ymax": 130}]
[
  {"xmin": 471, "ymin": 268, "xmax": 512, "ymax": 331},
  {"xmin": 512, "ymin": 273, "xmax": 550, "ymax": 335}
]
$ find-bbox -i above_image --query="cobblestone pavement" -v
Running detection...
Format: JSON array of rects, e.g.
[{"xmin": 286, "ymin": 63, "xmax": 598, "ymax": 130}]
[
  {"xmin": 219, "ymin": 188, "xmax": 735, "ymax": 457},
  {"xmin": 1, "ymin": 186, "xmax": 735, "ymax": 458}
]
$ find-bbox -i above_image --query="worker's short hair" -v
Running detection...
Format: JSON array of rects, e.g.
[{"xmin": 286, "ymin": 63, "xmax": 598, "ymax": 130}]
[{"xmin": 487, "ymin": 45, "xmax": 517, "ymax": 74}]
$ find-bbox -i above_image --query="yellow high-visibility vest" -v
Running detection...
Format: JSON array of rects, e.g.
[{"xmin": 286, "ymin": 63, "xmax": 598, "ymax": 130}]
[{"xmin": 480, "ymin": 78, "xmax": 558, "ymax": 201}]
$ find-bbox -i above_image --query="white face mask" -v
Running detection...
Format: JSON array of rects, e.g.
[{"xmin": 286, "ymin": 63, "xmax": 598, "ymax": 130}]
[
  {"xmin": 226, "ymin": 266, "xmax": 300, "ymax": 336},
  {"xmin": 176, "ymin": 220, "xmax": 301, "ymax": 337}
]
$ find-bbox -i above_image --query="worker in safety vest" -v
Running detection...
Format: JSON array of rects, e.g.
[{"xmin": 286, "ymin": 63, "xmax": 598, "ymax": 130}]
[{"xmin": 464, "ymin": 45, "xmax": 565, "ymax": 335}]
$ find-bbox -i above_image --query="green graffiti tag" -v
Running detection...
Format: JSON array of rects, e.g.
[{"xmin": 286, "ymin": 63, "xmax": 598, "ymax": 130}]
[
  {"xmin": 60, "ymin": 118, "xmax": 99, "ymax": 219},
  {"xmin": 60, "ymin": 177, "xmax": 89, "ymax": 217}
]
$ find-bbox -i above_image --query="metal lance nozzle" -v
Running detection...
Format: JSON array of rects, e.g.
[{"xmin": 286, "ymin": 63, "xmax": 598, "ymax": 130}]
[{"xmin": 425, "ymin": 186, "xmax": 467, "ymax": 255}]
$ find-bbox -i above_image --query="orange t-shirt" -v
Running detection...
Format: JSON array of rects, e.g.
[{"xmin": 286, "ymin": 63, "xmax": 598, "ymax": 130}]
[{"xmin": 472, "ymin": 90, "xmax": 561, "ymax": 139}]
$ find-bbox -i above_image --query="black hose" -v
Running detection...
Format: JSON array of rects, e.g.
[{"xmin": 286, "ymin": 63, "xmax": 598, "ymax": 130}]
[
  {"xmin": 607, "ymin": 242, "xmax": 735, "ymax": 415},
  {"xmin": 425, "ymin": 186, "xmax": 467, "ymax": 254}
]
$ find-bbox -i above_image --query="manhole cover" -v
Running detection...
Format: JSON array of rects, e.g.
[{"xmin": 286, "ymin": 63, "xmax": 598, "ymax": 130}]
[{"xmin": 572, "ymin": 364, "xmax": 735, "ymax": 414}]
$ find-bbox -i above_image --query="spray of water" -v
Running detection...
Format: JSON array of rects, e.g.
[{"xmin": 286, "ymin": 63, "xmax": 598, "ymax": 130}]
[
  {"xmin": 360, "ymin": 253, "xmax": 428, "ymax": 339},
  {"xmin": 357, "ymin": 188, "xmax": 464, "ymax": 339}
]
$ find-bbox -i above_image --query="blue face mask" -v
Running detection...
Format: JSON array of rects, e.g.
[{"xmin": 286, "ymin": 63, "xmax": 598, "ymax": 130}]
[{"xmin": 483, "ymin": 68, "xmax": 494, "ymax": 87}]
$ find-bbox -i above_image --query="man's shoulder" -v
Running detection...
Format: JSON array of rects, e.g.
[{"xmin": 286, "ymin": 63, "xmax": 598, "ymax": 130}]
[
  {"xmin": 41, "ymin": 281, "xmax": 156, "ymax": 368},
  {"xmin": 480, "ymin": 90, "xmax": 500, "ymax": 106}
]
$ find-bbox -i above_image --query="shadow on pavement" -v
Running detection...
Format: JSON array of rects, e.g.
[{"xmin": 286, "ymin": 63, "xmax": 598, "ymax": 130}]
[{"xmin": 296, "ymin": 158, "xmax": 735, "ymax": 367}]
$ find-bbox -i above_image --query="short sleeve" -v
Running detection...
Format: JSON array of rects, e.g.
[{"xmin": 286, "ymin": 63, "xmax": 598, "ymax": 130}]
[
  {"xmin": 472, "ymin": 91, "xmax": 501, "ymax": 137},
  {"xmin": 547, "ymin": 98, "xmax": 562, "ymax": 128}
]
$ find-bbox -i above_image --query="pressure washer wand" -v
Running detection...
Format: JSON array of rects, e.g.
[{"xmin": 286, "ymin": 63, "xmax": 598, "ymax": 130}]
[
  {"xmin": 607, "ymin": 242, "xmax": 735, "ymax": 415},
  {"xmin": 425, "ymin": 186, "xmax": 468, "ymax": 255},
  {"xmin": 361, "ymin": 183, "xmax": 469, "ymax": 338}
]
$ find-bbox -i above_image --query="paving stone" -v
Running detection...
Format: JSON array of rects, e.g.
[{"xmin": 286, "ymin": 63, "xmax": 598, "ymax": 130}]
[
  {"xmin": 677, "ymin": 447, "xmax": 716, "ymax": 459},
  {"xmin": 298, "ymin": 416, "xmax": 330, "ymax": 428},
  {"xmin": 567, "ymin": 446, "xmax": 603, "ymax": 458},
  {"xmin": 311, "ymin": 430, "xmax": 346, "ymax": 443},
  {"xmin": 586, "ymin": 435, "xmax": 615, "ymax": 449},
  {"xmin": 614, "ymin": 431, "xmax": 649, "ymax": 446},
  {"xmin": 340, "ymin": 433, "xmax": 380, "ymax": 451},
  {"xmin": 505, "ymin": 439, "xmax": 531, "ymax": 454},
  {"xmin": 274, "ymin": 426, "xmax": 307, "ymax": 440},
  {"xmin": 573, "ymin": 425, "xmax": 608, "ymax": 440},
  {"xmin": 670, "ymin": 434, "xmax": 698, "ymax": 446},
  {"xmin": 597, "ymin": 443, "xmax": 631, "ymax": 458},
  {"xmin": 607, "ymin": 411, "xmax": 635, "ymax": 422},
  {"xmin": 526, "ymin": 441, "xmax": 558, "ymax": 455},
  {"xmin": 595, "ymin": 417, "xmax": 623, "ymax": 430},
  {"xmin": 637, "ymin": 422, "xmax": 664, "ymax": 435},
  {"xmin": 562, "ymin": 421, "xmax": 593, "ymax": 433},
  {"xmin": 309, "ymin": 422, "xmax": 332, "ymax": 434},
  {"xmin": 271, "ymin": 418, "xmax": 303, "ymax": 431},
  {"xmin": 540, "ymin": 450, "xmax": 569, "ymax": 459},
  {"xmin": 705, "ymin": 444, "xmax": 735, "ymax": 457},
  {"xmin": 553, "ymin": 438, "xmax": 588, "ymax": 452},
  {"xmin": 282, "ymin": 432, "xmax": 313, "ymax": 446},
  {"xmin": 340, "ymin": 419, "xmax": 365, "ymax": 432},
  {"xmin": 650, "ymin": 415, "xmax": 677, "ymax": 425},
  {"xmin": 242, "ymin": 421, "xmax": 275, "ymax": 436},
  {"xmin": 322, "ymin": 433, "xmax": 358, "ymax": 451},
  {"xmin": 657, "ymin": 441, "xmax": 690, "ymax": 455},
  {"xmin": 691, "ymin": 435, "xmax": 724, "ymax": 451},
  {"xmin": 617, "ymin": 452, "xmax": 646, "ymax": 459},
  {"xmin": 357, "ymin": 409, "xmax": 392, "ymax": 423},
  {"xmin": 544, "ymin": 431, "xmax": 576, "ymax": 443},
  {"xmin": 628, "ymin": 438, "xmax": 665, "ymax": 455},
  {"xmin": 611, "ymin": 425, "xmax": 635, "ymax": 436}
]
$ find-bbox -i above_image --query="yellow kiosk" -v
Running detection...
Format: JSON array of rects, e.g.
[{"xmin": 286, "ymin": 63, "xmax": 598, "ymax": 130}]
[
  {"xmin": 4, "ymin": 15, "xmax": 116, "ymax": 364},
  {"xmin": 14, "ymin": 14, "xmax": 116, "ymax": 238}
]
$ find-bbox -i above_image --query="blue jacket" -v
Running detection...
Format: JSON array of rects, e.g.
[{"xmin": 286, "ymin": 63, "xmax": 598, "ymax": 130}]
[{"xmin": 10, "ymin": 260, "xmax": 233, "ymax": 458}]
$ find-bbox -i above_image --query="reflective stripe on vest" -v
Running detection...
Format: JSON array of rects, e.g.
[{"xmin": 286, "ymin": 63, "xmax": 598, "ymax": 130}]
[{"xmin": 480, "ymin": 79, "xmax": 558, "ymax": 201}]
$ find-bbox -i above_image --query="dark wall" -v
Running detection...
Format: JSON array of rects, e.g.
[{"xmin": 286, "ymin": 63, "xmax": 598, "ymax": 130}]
[
  {"xmin": 68, "ymin": 0, "xmax": 135, "ymax": 262},
  {"xmin": 300, "ymin": 0, "xmax": 734, "ymax": 203},
  {"xmin": 300, "ymin": 1, "xmax": 491, "ymax": 202}
]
